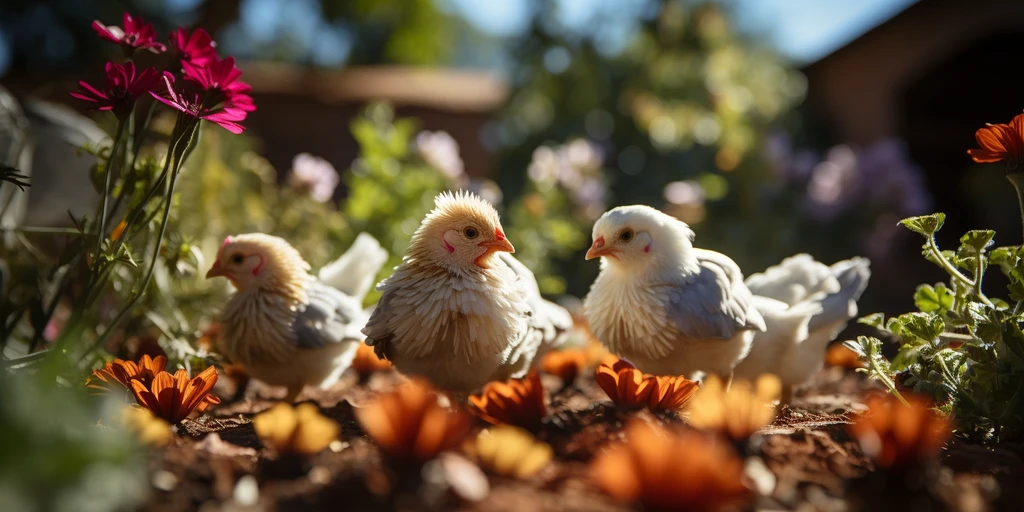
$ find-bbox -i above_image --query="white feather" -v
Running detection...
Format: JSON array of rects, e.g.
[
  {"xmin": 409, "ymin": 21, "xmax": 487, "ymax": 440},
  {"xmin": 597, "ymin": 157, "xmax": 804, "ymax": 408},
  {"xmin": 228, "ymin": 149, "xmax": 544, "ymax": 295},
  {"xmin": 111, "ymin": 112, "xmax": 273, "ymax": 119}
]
[{"xmin": 317, "ymin": 232, "xmax": 388, "ymax": 300}]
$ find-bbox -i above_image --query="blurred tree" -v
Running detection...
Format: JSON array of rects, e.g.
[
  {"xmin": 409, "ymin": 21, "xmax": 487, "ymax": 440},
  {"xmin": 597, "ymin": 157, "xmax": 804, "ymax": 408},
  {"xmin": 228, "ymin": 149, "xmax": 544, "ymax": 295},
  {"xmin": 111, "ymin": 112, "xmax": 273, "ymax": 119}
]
[{"xmin": 495, "ymin": 0, "xmax": 807, "ymax": 296}]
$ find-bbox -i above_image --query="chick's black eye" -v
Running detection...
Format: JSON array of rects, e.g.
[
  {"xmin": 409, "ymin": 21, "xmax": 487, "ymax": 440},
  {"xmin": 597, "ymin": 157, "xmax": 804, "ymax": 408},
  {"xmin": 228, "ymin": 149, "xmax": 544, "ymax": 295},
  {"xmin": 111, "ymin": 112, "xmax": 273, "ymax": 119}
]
[
  {"xmin": 464, "ymin": 227, "xmax": 478, "ymax": 239},
  {"xmin": 231, "ymin": 254, "xmax": 244, "ymax": 264},
  {"xmin": 620, "ymin": 229, "xmax": 634, "ymax": 242}
]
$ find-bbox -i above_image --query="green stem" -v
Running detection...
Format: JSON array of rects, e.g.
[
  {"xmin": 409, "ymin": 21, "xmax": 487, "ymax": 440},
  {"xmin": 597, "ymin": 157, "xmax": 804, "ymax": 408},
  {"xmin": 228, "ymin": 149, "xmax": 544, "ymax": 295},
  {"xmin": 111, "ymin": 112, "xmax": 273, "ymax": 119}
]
[
  {"xmin": 109, "ymin": 102, "xmax": 159, "ymax": 218},
  {"xmin": 927, "ymin": 234, "xmax": 994, "ymax": 307},
  {"xmin": 109, "ymin": 121, "xmax": 185, "ymax": 258},
  {"xmin": 94, "ymin": 118, "xmax": 128, "ymax": 266},
  {"xmin": 1008, "ymin": 173, "xmax": 1024, "ymax": 244},
  {"xmin": 81, "ymin": 121, "xmax": 200, "ymax": 359}
]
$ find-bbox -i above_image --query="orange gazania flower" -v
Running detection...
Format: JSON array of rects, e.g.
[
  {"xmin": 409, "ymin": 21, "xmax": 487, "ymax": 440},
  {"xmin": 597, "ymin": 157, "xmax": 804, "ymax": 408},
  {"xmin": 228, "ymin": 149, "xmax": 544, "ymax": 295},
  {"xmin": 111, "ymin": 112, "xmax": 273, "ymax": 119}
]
[
  {"xmin": 130, "ymin": 366, "xmax": 220, "ymax": 424},
  {"xmin": 540, "ymin": 348, "xmax": 588, "ymax": 383},
  {"xmin": 468, "ymin": 372, "xmax": 546, "ymax": 430},
  {"xmin": 595, "ymin": 358, "xmax": 657, "ymax": 409},
  {"xmin": 351, "ymin": 342, "xmax": 392, "ymax": 380},
  {"xmin": 355, "ymin": 379, "xmax": 471, "ymax": 462},
  {"xmin": 968, "ymin": 112, "xmax": 1024, "ymax": 168},
  {"xmin": 591, "ymin": 420, "xmax": 751, "ymax": 511},
  {"xmin": 847, "ymin": 392, "xmax": 952, "ymax": 471},
  {"xmin": 825, "ymin": 343, "xmax": 866, "ymax": 369},
  {"xmin": 86, "ymin": 354, "xmax": 168, "ymax": 393},
  {"xmin": 648, "ymin": 375, "xmax": 700, "ymax": 411},
  {"xmin": 595, "ymin": 358, "xmax": 698, "ymax": 412}
]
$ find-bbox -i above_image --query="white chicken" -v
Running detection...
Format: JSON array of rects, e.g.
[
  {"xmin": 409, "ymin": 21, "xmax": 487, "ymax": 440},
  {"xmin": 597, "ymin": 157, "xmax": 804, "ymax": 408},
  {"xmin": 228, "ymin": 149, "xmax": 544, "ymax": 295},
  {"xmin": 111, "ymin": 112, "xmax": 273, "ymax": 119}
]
[
  {"xmin": 734, "ymin": 254, "xmax": 871, "ymax": 403},
  {"xmin": 583, "ymin": 205, "xmax": 766, "ymax": 381}
]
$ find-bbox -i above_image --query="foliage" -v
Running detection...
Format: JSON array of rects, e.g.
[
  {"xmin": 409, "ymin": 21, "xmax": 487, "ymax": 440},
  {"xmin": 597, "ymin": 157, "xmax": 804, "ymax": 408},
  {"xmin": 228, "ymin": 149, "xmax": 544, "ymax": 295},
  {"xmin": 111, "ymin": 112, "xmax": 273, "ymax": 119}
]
[
  {"xmin": 495, "ymin": 1, "xmax": 808, "ymax": 294},
  {"xmin": 0, "ymin": 370, "xmax": 147, "ymax": 512},
  {"xmin": 849, "ymin": 212, "xmax": 1024, "ymax": 442}
]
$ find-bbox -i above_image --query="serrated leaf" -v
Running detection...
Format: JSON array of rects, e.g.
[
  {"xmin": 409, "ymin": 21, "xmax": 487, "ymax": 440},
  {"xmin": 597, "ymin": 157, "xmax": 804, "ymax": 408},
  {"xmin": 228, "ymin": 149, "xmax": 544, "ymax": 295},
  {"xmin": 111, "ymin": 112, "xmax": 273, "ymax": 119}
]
[
  {"xmin": 990, "ymin": 246, "xmax": 1016, "ymax": 267},
  {"xmin": 914, "ymin": 284, "xmax": 954, "ymax": 313},
  {"xmin": 900, "ymin": 213, "xmax": 946, "ymax": 237},
  {"xmin": 1003, "ymin": 322, "xmax": 1024, "ymax": 362},
  {"xmin": 960, "ymin": 230, "xmax": 996, "ymax": 252},
  {"xmin": 858, "ymin": 312, "xmax": 886, "ymax": 329},
  {"xmin": 893, "ymin": 312, "xmax": 945, "ymax": 343}
]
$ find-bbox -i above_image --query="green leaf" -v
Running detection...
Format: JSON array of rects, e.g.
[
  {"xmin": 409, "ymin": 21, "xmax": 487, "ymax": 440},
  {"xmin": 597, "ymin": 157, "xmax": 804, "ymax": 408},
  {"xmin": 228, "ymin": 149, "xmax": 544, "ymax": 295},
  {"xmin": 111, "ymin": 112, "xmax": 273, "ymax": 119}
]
[
  {"xmin": 960, "ymin": 230, "xmax": 996, "ymax": 252},
  {"xmin": 1003, "ymin": 322, "xmax": 1024, "ymax": 362},
  {"xmin": 900, "ymin": 213, "xmax": 946, "ymax": 237},
  {"xmin": 858, "ymin": 312, "xmax": 886, "ymax": 329},
  {"xmin": 891, "ymin": 312, "xmax": 945, "ymax": 343},
  {"xmin": 914, "ymin": 284, "xmax": 954, "ymax": 313}
]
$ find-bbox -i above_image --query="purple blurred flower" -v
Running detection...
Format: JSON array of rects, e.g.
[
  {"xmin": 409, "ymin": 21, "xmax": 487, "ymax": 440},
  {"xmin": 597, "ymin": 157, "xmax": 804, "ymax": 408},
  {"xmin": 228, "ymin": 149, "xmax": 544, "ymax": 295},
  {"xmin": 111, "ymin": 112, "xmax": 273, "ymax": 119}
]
[
  {"xmin": 287, "ymin": 153, "xmax": 339, "ymax": 203},
  {"xmin": 416, "ymin": 131, "xmax": 464, "ymax": 182},
  {"xmin": 800, "ymin": 138, "xmax": 931, "ymax": 221},
  {"xmin": 469, "ymin": 179, "xmax": 503, "ymax": 207}
]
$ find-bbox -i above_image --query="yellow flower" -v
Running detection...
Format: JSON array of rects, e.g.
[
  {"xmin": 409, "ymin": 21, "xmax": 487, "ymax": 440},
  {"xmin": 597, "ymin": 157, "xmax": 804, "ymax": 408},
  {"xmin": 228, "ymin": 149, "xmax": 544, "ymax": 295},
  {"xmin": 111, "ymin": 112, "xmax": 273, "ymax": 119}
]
[
  {"xmin": 253, "ymin": 402, "xmax": 339, "ymax": 456},
  {"xmin": 121, "ymin": 406, "xmax": 173, "ymax": 447},
  {"xmin": 686, "ymin": 374, "xmax": 780, "ymax": 441},
  {"xmin": 464, "ymin": 425, "xmax": 552, "ymax": 479}
]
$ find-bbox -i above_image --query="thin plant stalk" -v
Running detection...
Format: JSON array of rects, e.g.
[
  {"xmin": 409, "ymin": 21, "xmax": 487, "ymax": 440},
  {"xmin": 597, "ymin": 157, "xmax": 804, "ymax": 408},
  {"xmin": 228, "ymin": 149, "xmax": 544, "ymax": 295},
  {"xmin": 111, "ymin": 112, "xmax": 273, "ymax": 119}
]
[
  {"xmin": 81, "ymin": 118, "xmax": 201, "ymax": 359},
  {"xmin": 93, "ymin": 117, "xmax": 128, "ymax": 264},
  {"xmin": 1007, "ymin": 172, "xmax": 1024, "ymax": 244}
]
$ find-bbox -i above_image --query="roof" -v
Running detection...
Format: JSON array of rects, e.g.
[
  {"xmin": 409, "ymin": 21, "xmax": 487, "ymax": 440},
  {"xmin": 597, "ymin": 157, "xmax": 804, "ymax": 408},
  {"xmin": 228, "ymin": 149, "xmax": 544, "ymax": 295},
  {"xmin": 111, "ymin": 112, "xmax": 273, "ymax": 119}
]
[{"xmin": 239, "ymin": 62, "xmax": 510, "ymax": 113}]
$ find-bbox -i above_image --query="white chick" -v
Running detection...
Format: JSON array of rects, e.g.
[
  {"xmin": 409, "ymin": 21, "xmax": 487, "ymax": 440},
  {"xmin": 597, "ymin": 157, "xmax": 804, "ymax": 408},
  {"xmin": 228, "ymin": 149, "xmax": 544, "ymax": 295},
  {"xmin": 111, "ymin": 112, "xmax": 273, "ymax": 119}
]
[
  {"xmin": 734, "ymin": 254, "xmax": 871, "ymax": 403},
  {"xmin": 583, "ymin": 205, "xmax": 766, "ymax": 381},
  {"xmin": 362, "ymin": 191, "xmax": 570, "ymax": 393},
  {"xmin": 207, "ymin": 232, "xmax": 388, "ymax": 402}
]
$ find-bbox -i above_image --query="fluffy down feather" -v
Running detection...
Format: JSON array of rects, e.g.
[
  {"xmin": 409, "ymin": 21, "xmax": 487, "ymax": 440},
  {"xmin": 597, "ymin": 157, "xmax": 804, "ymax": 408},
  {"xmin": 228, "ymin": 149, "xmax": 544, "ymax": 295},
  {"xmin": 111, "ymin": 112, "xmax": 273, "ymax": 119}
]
[
  {"xmin": 208, "ymin": 232, "xmax": 387, "ymax": 402},
  {"xmin": 362, "ymin": 191, "xmax": 570, "ymax": 393}
]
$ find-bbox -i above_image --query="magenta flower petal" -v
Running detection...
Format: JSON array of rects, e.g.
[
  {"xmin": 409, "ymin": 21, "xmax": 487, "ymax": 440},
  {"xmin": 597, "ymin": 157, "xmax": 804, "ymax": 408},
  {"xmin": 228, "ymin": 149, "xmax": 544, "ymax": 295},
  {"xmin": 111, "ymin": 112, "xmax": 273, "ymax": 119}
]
[
  {"xmin": 169, "ymin": 28, "xmax": 218, "ymax": 66},
  {"xmin": 92, "ymin": 12, "xmax": 166, "ymax": 53},
  {"xmin": 71, "ymin": 61, "xmax": 163, "ymax": 118}
]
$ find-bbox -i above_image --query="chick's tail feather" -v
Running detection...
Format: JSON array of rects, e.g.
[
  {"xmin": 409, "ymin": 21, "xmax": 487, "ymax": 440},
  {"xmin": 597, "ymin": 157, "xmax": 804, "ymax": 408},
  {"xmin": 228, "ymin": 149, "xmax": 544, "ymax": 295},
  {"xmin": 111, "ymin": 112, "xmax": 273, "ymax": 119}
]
[
  {"xmin": 806, "ymin": 257, "xmax": 871, "ymax": 345},
  {"xmin": 318, "ymin": 232, "xmax": 389, "ymax": 300}
]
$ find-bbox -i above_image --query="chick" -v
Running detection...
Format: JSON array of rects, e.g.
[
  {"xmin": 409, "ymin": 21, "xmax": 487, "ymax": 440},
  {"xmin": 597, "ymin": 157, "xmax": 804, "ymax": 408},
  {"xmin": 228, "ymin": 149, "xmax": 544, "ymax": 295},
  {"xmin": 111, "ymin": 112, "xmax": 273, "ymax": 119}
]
[
  {"xmin": 583, "ymin": 205, "xmax": 765, "ymax": 382},
  {"xmin": 207, "ymin": 232, "xmax": 388, "ymax": 402},
  {"xmin": 362, "ymin": 191, "xmax": 570, "ymax": 394},
  {"xmin": 734, "ymin": 254, "xmax": 871, "ymax": 403}
]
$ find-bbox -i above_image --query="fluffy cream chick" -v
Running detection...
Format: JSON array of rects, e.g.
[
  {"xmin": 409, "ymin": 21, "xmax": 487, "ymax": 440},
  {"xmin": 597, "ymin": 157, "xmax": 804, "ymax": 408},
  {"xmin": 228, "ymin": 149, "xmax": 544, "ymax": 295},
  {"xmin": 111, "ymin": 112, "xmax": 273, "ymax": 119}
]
[
  {"xmin": 208, "ymin": 233, "xmax": 383, "ymax": 402},
  {"xmin": 362, "ymin": 191, "xmax": 540, "ymax": 393},
  {"xmin": 583, "ymin": 205, "xmax": 765, "ymax": 381}
]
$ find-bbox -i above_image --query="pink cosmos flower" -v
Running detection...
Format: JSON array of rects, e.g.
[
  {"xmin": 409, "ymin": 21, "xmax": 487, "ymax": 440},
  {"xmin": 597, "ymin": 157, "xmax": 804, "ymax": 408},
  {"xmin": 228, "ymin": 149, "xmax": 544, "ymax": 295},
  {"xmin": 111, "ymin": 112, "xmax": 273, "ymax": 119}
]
[
  {"xmin": 70, "ymin": 61, "xmax": 163, "ymax": 118},
  {"xmin": 92, "ymin": 13, "xmax": 166, "ymax": 54},
  {"xmin": 169, "ymin": 28, "xmax": 218, "ymax": 66},
  {"xmin": 150, "ymin": 56, "xmax": 255, "ymax": 134}
]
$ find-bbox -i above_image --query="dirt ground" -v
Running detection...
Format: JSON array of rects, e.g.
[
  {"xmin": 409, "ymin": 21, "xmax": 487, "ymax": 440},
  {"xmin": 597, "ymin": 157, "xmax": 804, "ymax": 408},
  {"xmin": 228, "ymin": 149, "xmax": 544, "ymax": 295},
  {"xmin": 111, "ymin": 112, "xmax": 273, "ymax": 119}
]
[{"xmin": 142, "ymin": 364, "xmax": 1024, "ymax": 512}]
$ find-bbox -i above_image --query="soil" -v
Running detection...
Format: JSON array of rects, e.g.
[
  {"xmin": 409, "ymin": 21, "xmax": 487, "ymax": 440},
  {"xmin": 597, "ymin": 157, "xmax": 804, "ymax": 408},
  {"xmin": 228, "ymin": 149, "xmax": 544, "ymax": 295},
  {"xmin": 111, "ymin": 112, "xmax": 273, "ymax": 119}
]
[{"xmin": 140, "ymin": 366, "xmax": 1024, "ymax": 512}]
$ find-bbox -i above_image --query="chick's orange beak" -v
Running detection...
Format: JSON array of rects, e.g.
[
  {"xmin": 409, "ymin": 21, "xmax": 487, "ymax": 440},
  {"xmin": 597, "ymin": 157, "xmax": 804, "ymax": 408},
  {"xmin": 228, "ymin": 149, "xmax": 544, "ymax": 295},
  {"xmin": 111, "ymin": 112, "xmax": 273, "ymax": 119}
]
[
  {"xmin": 479, "ymin": 228, "xmax": 515, "ymax": 253},
  {"xmin": 586, "ymin": 236, "xmax": 618, "ymax": 260},
  {"xmin": 205, "ymin": 260, "xmax": 226, "ymax": 279}
]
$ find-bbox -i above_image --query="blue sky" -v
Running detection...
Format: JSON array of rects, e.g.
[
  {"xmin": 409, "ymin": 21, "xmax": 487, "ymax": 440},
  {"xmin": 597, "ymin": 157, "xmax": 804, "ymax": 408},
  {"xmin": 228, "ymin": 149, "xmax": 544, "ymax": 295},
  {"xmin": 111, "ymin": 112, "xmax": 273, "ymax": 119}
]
[{"xmin": 446, "ymin": 0, "xmax": 918, "ymax": 65}]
